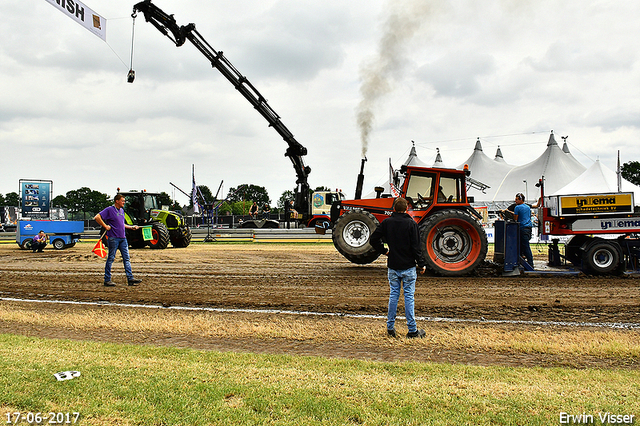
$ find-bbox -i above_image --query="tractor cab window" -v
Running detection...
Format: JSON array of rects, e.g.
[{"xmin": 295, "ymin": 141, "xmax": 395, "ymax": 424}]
[
  {"xmin": 439, "ymin": 175, "xmax": 463, "ymax": 203},
  {"xmin": 143, "ymin": 194, "xmax": 158, "ymax": 211},
  {"xmin": 125, "ymin": 196, "xmax": 141, "ymax": 217},
  {"xmin": 405, "ymin": 173, "xmax": 436, "ymax": 209}
]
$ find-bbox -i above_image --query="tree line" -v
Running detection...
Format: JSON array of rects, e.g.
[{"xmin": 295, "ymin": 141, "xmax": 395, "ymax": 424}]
[{"xmin": 0, "ymin": 183, "xmax": 331, "ymax": 219}]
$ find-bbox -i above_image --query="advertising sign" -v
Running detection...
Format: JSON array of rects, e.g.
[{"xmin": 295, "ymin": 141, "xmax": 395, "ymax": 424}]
[
  {"xmin": 558, "ymin": 193, "xmax": 634, "ymax": 216},
  {"xmin": 20, "ymin": 180, "xmax": 52, "ymax": 219}
]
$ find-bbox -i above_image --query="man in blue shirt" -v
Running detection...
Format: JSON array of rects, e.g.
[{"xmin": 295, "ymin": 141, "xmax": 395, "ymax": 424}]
[
  {"xmin": 513, "ymin": 192, "xmax": 534, "ymax": 267},
  {"xmin": 94, "ymin": 194, "xmax": 142, "ymax": 287}
]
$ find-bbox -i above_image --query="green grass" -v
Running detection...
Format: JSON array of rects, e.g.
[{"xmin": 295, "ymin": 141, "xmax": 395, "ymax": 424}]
[{"xmin": 1, "ymin": 334, "xmax": 638, "ymax": 425}]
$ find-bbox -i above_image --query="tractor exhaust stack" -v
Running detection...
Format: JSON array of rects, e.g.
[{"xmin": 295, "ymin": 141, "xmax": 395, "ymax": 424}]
[{"xmin": 354, "ymin": 157, "xmax": 367, "ymax": 200}]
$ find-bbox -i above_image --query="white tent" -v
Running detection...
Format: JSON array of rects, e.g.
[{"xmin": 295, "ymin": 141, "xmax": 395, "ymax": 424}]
[
  {"xmin": 432, "ymin": 148, "xmax": 446, "ymax": 167},
  {"xmin": 552, "ymin": 159, "xmax": 640, "ymax": 204},
  {"xmin": 457, "ymin": 139, "xmax": 513, "ymax": 202},
  {"xmin": 493, "ymin": 146, "xmax": 512, "ymax": 166},
  {"xmin": 488, "ymin": 131, "xmax": 586, "ymax": 204},
  {"xmin": 404, "ymin": 143, "xmax": 429, "ymax": 167}
]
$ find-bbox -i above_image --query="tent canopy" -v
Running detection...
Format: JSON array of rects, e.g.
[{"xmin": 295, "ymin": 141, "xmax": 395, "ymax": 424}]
[{"xmin": 552, "ymin": 159, "xmax": 640, "ymax": 204}]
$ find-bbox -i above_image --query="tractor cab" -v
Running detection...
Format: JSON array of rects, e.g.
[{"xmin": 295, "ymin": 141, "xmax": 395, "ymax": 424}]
[
  {"xmin": 123, "ymin": 192, "xmax": 159, "ymax": 225},
  {"xmin": 403, "ymin": 167, "xmax": 467, "ymax": 214}
]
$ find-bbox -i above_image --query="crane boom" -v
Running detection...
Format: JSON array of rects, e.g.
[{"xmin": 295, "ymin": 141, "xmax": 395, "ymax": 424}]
[{"xmin": 132, "ymin": 0, "xmax": 311, "ymax": 216}]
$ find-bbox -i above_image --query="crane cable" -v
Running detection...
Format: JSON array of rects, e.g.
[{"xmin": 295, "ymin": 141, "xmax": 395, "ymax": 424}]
[{"xmin": 127, "ymin": 12, "xmax": 137, "ymax": 83}]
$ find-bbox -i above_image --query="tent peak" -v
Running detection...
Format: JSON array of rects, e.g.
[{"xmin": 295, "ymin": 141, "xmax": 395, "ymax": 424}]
[
  {"xmin": 560, "ymin": 135, "xmax": 570, "ymax": 153},
  {"xmin": 433, "ymin": 147, "xmax": 445, "ymax": 167},
  {"xmin": 474, "ymin": 138, "xmax": 483, "ymax": 152}
]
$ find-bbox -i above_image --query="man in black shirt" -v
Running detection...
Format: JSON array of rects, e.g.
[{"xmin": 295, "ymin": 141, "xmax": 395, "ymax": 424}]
[{"xmin": 370, "ymin": 197, "xmax": 427, "ymax": 338}]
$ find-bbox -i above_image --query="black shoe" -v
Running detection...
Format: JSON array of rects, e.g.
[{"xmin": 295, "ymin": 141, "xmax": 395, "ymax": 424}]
[
  {"xmin": 407, "ymin": 329, "xmax": 426, "ymax": 339},
  {"xmin": 387, "ymin": 328, "xmax": 397, "ymax": 338},
  {"xmin": 128, "ymin": 278, "xmax": 142, "ymax": 286},
  {"xmin": 104, "ymin": 281, "xmax": 116, "ymax": 287}
]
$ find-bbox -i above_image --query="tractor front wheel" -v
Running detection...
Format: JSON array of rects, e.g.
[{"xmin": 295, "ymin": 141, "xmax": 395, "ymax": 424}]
[
  {"xmin": 332, "ymin": 209, "xmax": 381, "ymax": 264},
  {"xmin": 170, "ymin": 226, "xmax": 192, "ymax": 248},
  {"xmin": 420, "ymin": 209, "xmax": 487, "ymax": 276},
  {"xmin": 148, "ymin": 222, "xmax": 170, "ymax": 249}
]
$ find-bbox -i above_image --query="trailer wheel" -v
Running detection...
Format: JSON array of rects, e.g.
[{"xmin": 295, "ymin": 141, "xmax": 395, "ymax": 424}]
[
  {"xmin": 332, "ymin": 210, "xmax": 380, "ymax": 264},
  {"xmin": 21, "ymin": 239, "xmax": 32, "ymax": 250},
  {"xmin": 583, "ymin": 240, "xmax": 621, "ymax": 275},
  {"xmin": 52, "ymin": 239, "xmax": 65, "ymax": 250},
  {"xmin": 148, "ymin": 222, "xmax": 170, "ymax": 249},
  {"xmin": 420, "ymin": 209, "xmax": 488, "ymax": 276}
]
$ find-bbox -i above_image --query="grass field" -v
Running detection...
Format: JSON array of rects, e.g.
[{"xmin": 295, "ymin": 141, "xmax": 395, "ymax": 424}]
[{"xmin": 1, "ymin": 333, "xmax": 639, "ymax": 426}]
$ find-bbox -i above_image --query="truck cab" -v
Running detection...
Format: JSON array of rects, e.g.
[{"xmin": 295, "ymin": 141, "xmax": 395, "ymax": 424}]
[{"xmin": 307, "ymin": 190, "xmax": 345, "ymax": 228}]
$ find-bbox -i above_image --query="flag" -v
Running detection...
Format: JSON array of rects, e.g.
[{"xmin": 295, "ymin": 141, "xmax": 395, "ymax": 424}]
[
  {"xmin": 92, "ymin": 238, "xmax": 107, "ymax": 258},
  {"xmin": 389, "ymin": 159, "xmax": 400, "ymax": 197},
  {"xmin": 617, "ymin": 150, "xmax": 622, "ymax": 193},
  {"xmin": 45, "ymin": 0, "xmax": 107, "ymax": 41},
  {"xmin": 192, "ymin": 165, "xmax": 200, "ymax": 214}
]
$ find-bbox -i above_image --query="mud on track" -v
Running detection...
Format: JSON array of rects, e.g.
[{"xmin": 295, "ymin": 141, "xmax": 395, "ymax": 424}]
[{"xmin": 1, "ymin": 242, "xmax": 639, "ymax": 367}]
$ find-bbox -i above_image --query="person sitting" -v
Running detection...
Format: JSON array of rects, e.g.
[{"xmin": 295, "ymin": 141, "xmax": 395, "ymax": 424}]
[
  {"xmin": 288, "ymin": 201, "xmax": 299, "ymax": 219},
  {"xmin": 31, "ymin": 230, "xmax": 48, "ymax": 252},
  {"xmin": 262, "ymin": 204, "xmax": 271, "ymax": 220},
  {"xmin": 249, "ymin": 201, "xmax": 259, "ymax": 219},
  {"xmin": 416, "ymin": 186, "xmax": 446, "ymax": 205}
]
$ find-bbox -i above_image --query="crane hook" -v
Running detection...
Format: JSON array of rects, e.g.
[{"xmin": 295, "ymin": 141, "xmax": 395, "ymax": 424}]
[{"xmin": 127, "ymin": 11, "xmax": 137, "ymax": 83}]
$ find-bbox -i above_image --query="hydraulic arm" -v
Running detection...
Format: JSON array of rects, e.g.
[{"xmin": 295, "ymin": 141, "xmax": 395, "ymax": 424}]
[{"xmin": 132, "ymin": 0, "xmax": 311, "ymax": 216}]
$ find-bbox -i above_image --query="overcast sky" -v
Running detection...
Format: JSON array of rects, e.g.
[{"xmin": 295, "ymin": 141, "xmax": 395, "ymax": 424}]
[{"xmin": 1, "ymin": 0, "xmax": 639, "ymax": 205}]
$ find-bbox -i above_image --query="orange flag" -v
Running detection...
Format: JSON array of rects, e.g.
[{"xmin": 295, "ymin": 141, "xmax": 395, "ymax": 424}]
[{"xmin": 92, "ymin": 239, "xmax": 107, "ymax": 258}]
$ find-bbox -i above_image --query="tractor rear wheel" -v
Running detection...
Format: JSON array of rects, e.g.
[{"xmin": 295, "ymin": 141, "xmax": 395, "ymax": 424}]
[
  {"xmin": 420, "ymin": 209, "xmax": 487, "ymax": 276},
  {"xmin": 148, "ymin": 222, "xmax": 170, "ymax": 249},
  {"xmin": 332, "ymin": 209, "xmax": 381, "ymax": 264}
]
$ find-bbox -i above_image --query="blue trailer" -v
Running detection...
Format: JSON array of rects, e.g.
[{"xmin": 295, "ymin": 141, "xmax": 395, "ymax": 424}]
[{"xmin": 16, "ymin": 220, "xmax": 84, "ymax": 250}]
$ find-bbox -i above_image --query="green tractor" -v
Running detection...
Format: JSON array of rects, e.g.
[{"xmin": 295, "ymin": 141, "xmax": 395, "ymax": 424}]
[{"xmin": 120, "ymin": 191, "xmax": 192, "ymax": 249}]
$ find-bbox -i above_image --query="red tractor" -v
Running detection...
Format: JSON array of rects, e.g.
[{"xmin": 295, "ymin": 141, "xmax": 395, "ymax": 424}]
[{"xmin": 331, "ymin": 164, "xmax": 488, "ymax": 276}]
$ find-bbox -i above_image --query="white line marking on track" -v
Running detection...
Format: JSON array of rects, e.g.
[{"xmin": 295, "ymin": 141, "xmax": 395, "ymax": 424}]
[{"xmin": 1, "ymin": 297, "xmax": 639, "ymax": 329}]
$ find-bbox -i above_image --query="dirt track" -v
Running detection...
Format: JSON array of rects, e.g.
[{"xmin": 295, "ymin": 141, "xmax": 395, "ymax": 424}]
[{"xmin": 1, "ymin": 242, "xmax": 639, "ymax": 367}]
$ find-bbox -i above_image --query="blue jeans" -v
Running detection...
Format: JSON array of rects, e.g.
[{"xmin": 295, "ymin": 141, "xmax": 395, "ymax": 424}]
[
  {"xmin": 387, "ymin": 267, "xmax": 418, "ymax": 333},
  {"xmin": 105, "ymin": 237, "xmax": 134, "ymax": 282},
  {"xmin": 520, "ymin": 226, "xmax": 533, "ymax": 266}
]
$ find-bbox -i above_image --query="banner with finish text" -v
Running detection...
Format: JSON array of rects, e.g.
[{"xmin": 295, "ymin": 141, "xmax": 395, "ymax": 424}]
[{"xmin": 45, "ymin": 0, "xmax": 107, "ymax": 41}]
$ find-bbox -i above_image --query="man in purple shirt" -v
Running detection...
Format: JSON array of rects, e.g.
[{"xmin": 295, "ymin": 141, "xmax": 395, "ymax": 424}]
[
  {"xmin": 31, "ymin": 230, "xmax": 48, "ymax": 252},
  {"xmin": 94, "ymin": 194, "xmax": 142, "ymax": 287}
]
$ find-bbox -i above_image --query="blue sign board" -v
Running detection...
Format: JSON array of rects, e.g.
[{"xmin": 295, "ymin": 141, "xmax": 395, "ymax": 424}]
[{"xmin": 20, "ymin": 180, "xmax": 52, "ymax": 219}]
